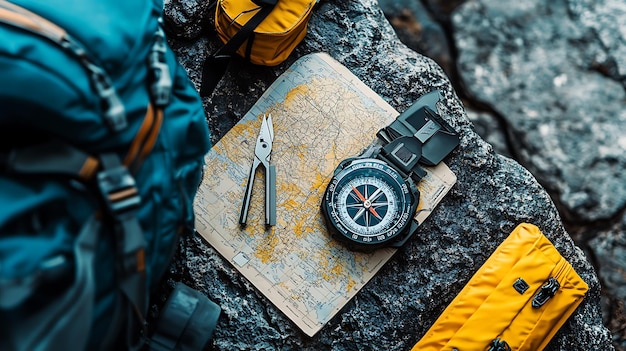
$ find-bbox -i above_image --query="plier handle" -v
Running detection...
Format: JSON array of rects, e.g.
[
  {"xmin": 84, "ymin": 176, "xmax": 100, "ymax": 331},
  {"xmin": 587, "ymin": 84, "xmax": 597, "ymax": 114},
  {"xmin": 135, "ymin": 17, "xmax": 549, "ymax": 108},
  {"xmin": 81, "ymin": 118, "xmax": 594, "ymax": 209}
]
[{"xmin": 239, "ymin": 114, "xmax": 276, "ymax": 226}]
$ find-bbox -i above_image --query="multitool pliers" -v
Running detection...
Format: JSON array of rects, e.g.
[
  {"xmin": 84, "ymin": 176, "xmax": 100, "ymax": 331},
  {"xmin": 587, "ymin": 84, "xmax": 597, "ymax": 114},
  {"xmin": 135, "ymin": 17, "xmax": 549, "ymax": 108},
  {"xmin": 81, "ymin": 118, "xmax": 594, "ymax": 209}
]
[{"xmin": 239, "ymin": 114, "xmax": 276, "ymax": 226}]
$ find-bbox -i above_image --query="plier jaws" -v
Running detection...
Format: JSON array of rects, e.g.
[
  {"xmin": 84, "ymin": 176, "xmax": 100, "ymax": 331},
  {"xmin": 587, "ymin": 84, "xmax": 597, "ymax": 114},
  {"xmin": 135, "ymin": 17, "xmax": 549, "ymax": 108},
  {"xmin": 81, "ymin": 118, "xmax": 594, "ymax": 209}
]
[{"xmin": 239, "ymin": 114, "xmax": 276, "ymax": 226}]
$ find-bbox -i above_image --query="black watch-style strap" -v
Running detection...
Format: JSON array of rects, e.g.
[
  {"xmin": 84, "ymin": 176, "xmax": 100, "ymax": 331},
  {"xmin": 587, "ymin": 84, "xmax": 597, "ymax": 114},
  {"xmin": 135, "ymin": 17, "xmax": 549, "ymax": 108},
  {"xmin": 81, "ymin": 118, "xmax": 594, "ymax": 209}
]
[
  {"xmin": 376, "ymin": 136, "xmax": 427, "ymax": 183},
  {"xmin": 375, "ymin": 90, "xmax": 459, "ymax": 183}
]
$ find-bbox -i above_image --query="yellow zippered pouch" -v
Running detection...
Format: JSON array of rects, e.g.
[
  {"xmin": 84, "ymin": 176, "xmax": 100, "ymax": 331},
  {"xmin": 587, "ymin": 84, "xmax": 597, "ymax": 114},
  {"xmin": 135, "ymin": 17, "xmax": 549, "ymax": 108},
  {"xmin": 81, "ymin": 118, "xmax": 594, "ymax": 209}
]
[
  {"xmin": 215, "ymin": 0, "xmax": 317, "ymax": 66},
  {"xmin": 413, "ymin": 223, "xmax": 588, "ymax": 351}
]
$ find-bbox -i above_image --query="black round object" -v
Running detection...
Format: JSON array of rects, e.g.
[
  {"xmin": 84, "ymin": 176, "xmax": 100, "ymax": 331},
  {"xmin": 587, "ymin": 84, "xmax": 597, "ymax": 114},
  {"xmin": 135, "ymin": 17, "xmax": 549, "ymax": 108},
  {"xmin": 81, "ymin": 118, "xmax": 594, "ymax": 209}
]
[{"xmin": 321, "ymin": 158, "xmax": 419, "ymax": 250}]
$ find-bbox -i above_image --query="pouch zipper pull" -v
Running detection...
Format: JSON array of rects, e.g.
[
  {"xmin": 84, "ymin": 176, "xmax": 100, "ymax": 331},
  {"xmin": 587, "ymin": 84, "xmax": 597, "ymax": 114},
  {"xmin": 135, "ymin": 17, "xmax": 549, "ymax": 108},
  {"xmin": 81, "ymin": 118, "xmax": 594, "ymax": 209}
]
[
  {"xmin": 487, "ymin": 338, "xmax": 511, "ymax": 351},
  {"xmin": 532, "ymin": 277, "xmax": 560, "ymax": 308}
]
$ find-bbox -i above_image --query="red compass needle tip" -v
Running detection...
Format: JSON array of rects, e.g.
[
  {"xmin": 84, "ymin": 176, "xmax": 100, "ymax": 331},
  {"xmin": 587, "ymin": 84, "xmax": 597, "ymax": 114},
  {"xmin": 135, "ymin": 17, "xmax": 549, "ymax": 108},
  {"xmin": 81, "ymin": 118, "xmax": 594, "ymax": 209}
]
[{"xmin": 351, "ymin": 186, "xmax": 381, "ymax": 219}]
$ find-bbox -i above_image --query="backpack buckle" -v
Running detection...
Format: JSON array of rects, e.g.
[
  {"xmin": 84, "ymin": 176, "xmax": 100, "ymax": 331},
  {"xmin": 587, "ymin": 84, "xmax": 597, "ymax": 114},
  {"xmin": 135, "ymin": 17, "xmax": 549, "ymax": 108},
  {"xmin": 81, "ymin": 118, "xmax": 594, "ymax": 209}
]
[
  {"xmin": 59, "ymin": 36, "xmax": 128, "ymax": 132},
  {"xmin": 84, "ymin": 60, "xmax": 127, "ymax": 132},
  {"xmin": 148, "ymin": 25, "xmax": 172, "ymax": 107},
  {"xmin": 97, "ymin": 165, "xmax": 141, "ymax": 220}
]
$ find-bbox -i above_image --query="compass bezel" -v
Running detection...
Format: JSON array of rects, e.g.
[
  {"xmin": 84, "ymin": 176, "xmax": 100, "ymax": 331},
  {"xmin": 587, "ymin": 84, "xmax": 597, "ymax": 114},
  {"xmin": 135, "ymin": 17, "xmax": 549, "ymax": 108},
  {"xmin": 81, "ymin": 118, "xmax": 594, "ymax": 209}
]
[{"xmin": 321, "ymin": 158, "xmax": 418, "ymax": 249}]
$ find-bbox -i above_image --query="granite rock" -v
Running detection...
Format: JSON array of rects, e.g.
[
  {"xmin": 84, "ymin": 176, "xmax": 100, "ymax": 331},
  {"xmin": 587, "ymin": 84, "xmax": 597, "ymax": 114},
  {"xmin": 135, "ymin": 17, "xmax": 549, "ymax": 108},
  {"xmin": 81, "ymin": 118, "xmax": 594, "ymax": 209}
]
[{"xmin": 452, "ymin": 0, "xmax": 626, "ymax": 223}]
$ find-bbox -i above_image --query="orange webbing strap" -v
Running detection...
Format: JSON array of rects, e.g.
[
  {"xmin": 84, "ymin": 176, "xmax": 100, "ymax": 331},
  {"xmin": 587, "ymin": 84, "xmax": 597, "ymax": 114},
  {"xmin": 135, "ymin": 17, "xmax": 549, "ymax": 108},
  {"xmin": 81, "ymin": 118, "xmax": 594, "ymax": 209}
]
[
  {"xmin": 123, "ymin": 103, "xmax": 164, "ymax": 172},
  {"xmin": 0, "ymin": 0, "xmax": 66, "ymax": 42},
  {"xmin": 79, "ymin": 156, "xmax": 100, "ymax": 180}
]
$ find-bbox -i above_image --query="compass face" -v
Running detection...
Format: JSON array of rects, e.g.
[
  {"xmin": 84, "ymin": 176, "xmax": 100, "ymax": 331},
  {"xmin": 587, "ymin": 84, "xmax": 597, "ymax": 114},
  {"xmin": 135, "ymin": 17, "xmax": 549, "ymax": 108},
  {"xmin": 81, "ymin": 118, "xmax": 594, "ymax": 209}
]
[{"xmin": 322, "ymin": 158, "xmax": 417, "ymax": 249}]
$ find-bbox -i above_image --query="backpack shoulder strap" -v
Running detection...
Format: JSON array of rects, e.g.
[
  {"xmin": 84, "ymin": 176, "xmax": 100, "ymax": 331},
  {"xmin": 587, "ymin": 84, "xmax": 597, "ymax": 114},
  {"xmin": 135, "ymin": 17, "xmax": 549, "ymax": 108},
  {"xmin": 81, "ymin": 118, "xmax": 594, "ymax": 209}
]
[
  {"xmin": 0, "ymin": 101, "xmax": 162, "ymax": 178},
  {"xmin": 0, "ymin": 0, "xmax": 127, "ymax": 131},
  {"xmin": 1, "ymin": 141, "xmax": 99, "ymax": 180}
]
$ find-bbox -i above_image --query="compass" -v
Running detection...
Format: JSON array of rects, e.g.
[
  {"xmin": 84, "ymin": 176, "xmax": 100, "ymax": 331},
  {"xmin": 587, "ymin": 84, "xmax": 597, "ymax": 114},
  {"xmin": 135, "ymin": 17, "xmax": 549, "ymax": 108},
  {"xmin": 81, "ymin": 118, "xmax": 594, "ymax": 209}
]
[
  {"xmin": 320, "ymin": 90, "xmax": 460, "ymax": 251},
  {"xmin": 321, "ymin": 158, "xmax": 419, "ymax": 250}
]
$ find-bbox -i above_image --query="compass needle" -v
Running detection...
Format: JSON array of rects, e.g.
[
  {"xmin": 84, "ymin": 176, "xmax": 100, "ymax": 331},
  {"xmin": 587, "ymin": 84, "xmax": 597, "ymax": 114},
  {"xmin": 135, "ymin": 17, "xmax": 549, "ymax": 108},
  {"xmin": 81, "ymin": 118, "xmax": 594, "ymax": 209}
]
[
  {"xmin": 368, "ymin": 188, "xmax": 383, "ymax": 202},
  {"xmin": 353, "ymin": 185, "xmax": 383, "ymax": 220},
  {"xmin": 351, "ymin": 186, "xmax": 367, "ymax": 202},
  {"xmin": 369, "ymin": 207, "xmax": 382, "ymax": 220},
  {"xmin": 353, "ymin": 208, "xmax": 366, "ymax": 221}
]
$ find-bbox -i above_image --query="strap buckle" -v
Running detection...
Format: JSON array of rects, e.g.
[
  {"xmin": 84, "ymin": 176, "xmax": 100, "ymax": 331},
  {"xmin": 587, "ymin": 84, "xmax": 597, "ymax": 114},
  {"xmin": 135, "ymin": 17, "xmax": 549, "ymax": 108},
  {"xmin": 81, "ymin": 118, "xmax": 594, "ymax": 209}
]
[
  {"xmin": 97, "ymin": 165, "xmax": 141, "ymax": 220},
  {"xmin": 61, "ymin": 36, "xmax": 127, "ymax": 132},
  {"xmin": 148, "ymin": 25, "xmax": 172, "ymax": 107},
  {"xmin": 379, "ymin": 137, "xmax": 427, "ymax": 183},
  {"xmin": 89, "ymin": 63, "xmax": 127, "ymax": 131}
]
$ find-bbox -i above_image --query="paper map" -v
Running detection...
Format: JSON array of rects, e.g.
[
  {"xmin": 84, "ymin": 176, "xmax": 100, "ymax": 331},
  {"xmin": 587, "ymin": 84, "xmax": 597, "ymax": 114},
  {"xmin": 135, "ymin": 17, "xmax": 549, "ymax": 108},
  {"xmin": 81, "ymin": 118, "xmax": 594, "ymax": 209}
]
[{"xmin": 194, "ymin": 53, "xmax": 457, "ymax": 336}]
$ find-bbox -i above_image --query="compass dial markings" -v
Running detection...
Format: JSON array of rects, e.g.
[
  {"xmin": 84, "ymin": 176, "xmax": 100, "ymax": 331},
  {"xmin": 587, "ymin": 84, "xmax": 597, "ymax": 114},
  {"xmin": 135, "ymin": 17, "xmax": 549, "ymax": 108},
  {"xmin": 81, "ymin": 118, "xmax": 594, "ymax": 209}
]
[
  {"xmin": 322, "ymin": 158, "xmax": 417, "ymax": 248},
  {"xmin": 336, "ymin": 175, "xmax": 397, "ymax": 236},
  {"xmin": 352, "ymin": 208, "xmax": 366, "ymax": 222}
]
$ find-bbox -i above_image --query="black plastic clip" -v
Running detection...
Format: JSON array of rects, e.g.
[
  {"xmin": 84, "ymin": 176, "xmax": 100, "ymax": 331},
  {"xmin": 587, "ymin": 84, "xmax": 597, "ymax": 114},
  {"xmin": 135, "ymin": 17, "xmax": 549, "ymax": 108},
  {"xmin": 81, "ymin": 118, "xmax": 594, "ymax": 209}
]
[
  {"xmin": 252, "ymin": 0, "xmax": 278, "ymax": 6},
  {"xmin": 88, "ymin": 62, "xmax": 127, "ymax": 132},
  {"xmin": 532, "ymin": 277, "xmax": 560, "ymax": 308},
  {"xmin": 97, "ymin": 165, "xmax": 141, "ymax": 220},
  {"xmin": 379, "ymin": 136, "xmax": 427, "ymax": 183},
  {"xmin": 487, "ymin": 338, "xmax": 511, "ymax": 351},
  {"xmin": 513, "ymin": 277, "xmax": 530, "ymax": 294},
  {"xmin": 148, "ymin": 24, "xmax": 172, "ymax": 107},
  {"xmin": 59, "ymin": 35, "xmax": 127, "ymax": 132}
]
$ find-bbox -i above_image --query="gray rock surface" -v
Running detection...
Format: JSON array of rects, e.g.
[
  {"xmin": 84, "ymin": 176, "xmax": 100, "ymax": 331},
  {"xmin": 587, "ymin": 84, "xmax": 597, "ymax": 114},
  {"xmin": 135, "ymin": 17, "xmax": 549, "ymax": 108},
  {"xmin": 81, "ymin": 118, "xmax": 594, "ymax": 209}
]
[
  {"xmin": 453, "ymin": 0, "xmax": 626, "ymax": 223},
  {"xmin": 157, "ymin": 0, "xmax": 616, "ymax": 349}
]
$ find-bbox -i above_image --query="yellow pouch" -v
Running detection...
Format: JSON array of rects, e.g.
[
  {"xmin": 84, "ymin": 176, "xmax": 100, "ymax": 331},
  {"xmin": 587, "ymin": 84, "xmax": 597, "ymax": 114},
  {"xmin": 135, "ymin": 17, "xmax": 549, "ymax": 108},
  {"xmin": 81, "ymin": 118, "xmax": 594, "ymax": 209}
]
[
  {"xmin": 215, "ymin": 0, "xmax": 317, "ymax": 66},
  {"xmin": 412, "ymin": 223, "xmax": 588, "ymax": 351}
]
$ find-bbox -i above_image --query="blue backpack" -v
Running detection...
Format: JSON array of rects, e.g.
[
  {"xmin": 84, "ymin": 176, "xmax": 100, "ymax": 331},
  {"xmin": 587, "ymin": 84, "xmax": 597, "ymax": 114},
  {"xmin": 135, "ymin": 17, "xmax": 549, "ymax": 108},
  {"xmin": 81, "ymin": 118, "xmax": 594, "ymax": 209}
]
[{"xmin": 0, "ymin": 0, "xmax": 217, "ymax": 349}]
